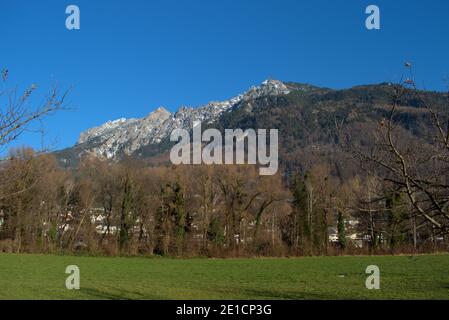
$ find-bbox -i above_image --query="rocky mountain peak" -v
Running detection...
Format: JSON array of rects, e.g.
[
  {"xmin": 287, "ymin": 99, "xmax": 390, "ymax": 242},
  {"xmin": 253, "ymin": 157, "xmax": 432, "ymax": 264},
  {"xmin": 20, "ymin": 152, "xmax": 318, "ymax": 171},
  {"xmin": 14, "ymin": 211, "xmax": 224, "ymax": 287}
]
[
  {"xmin": 74, "ymin": 79, "xmax": 292, "ymax": 160},
  {"xmin": 144, "ymin": 106, "xmax": 172, "ymax": 122},
  {"xmin": 152, "ymin": 106, "xmax": 171, "ymax": 116},
  {"xmin": 243, "ymin": 79, "xmax": 290, "ymax": 101}
]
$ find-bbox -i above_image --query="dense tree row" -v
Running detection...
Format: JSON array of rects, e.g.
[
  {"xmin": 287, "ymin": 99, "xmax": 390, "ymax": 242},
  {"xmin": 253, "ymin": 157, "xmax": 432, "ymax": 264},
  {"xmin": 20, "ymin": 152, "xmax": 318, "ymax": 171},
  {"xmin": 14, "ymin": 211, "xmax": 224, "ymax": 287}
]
[{"xmin": 0, "ymin": 146, "xmax": 447, "ymax": 256}]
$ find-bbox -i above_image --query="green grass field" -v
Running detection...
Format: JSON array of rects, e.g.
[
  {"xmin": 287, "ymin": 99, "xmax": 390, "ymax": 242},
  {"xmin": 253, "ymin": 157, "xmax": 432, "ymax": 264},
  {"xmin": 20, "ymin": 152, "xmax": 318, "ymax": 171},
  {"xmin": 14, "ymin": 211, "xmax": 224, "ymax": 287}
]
[{"xmin": 0, "ymin": 254, "xmax": 448, "ymax": 299}]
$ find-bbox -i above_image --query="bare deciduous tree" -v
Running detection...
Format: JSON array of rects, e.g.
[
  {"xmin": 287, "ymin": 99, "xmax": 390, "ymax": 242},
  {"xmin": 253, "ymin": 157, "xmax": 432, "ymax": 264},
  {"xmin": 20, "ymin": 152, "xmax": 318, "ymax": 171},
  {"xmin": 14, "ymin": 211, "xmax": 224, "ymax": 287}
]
[
  {"xmin": 0, "ymin": 68, "xmax": 67, "ymax": 149},
  {"xmin": 351, "ymin": 66, "xmax": 449, "ymax": 239}
]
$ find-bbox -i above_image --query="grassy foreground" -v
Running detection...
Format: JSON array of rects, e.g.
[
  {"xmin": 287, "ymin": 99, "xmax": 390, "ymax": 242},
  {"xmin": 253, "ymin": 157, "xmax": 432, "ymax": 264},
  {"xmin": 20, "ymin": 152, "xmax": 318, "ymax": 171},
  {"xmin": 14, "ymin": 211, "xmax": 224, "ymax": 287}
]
[{"xmin": 0, "ymin": 254, "xmax": 448, "ymax": 299}]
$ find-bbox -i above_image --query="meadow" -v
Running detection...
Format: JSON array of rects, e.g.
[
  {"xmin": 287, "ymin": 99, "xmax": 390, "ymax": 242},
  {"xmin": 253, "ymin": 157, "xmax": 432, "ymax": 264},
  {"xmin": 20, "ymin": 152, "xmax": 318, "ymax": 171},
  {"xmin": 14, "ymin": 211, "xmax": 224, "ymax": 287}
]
[{"xmin": 0, "ymin": 254, "xmax": 448, "ymax": 300}]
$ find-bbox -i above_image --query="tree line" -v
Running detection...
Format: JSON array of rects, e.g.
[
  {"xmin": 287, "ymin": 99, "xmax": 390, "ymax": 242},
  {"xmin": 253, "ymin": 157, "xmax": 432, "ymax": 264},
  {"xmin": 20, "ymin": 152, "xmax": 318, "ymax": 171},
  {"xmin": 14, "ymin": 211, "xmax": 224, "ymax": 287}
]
[{"xmin": 0, "ymin": 147, "xmax": 447, "ymax": 256}]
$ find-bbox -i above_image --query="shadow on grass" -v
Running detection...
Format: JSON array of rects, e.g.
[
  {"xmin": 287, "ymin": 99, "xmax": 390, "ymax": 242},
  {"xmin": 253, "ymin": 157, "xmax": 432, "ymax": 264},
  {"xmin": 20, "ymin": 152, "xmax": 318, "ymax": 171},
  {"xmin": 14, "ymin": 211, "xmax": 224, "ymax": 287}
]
[
  {"xmin": 81, "ymin": 287, "xmax": 162, "ymax": 300},
  {"xmin": 236, "ymin": 288, "xmax": 339, "ymax": 300},
  {"xmin": 81, "ymin": 286, "xmax": 337, "ymax": 300}
]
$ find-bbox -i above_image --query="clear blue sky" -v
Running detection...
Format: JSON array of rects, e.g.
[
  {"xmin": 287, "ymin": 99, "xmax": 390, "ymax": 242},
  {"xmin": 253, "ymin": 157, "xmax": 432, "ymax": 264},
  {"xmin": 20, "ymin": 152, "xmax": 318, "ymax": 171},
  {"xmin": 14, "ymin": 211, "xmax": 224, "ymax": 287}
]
[{"xmin": 1, "ymin": 0, "xmax": 449, "ymax": 152}]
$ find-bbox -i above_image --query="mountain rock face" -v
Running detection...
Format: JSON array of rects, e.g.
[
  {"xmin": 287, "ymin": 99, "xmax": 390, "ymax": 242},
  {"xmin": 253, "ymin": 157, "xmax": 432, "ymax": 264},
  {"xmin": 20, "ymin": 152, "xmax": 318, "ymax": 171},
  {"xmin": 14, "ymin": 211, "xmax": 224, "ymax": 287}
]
[
  {"xmin": 56, "ymin": 79, "xmax": 447, "ymax": 178},
  {"xmin": 75, "ymin": 80, "xmax": 291, "ymax": 160}
]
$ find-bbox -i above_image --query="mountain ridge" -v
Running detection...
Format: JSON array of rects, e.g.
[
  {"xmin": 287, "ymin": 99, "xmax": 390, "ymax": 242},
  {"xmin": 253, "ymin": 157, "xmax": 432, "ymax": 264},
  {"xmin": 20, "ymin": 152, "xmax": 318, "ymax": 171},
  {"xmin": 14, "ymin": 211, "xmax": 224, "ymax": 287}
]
[
  {"xmin": 55, "ymin": 80, "xmax": 448, "ymax": 175},
  {"xmin": 67, "ymin": 80, "xmax": 291, "ymax": 161}
]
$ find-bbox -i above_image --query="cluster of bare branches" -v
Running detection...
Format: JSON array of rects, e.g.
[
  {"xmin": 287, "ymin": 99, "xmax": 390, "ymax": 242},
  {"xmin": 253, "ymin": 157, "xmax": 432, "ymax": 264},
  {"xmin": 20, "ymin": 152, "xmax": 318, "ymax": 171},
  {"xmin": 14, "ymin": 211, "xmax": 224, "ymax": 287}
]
[
  {"xmin": 0, "ymin": 68, "xmax": 68, "ymax": 205},
  {"xmin": 350, "ymin": 65, "xmax": 449, "ymax": 239},
  {"xmin": 0, "ymin": 68, "xmax": 68, "ymax": 150}
]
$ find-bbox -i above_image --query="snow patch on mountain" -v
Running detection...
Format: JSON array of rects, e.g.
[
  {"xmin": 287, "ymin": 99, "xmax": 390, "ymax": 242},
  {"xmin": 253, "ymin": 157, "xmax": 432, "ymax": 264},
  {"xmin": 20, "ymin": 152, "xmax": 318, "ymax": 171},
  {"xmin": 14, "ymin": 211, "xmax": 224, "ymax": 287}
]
[{"xmin": 77, "ymin": 80, "xmax": 290, "ymax": 159}]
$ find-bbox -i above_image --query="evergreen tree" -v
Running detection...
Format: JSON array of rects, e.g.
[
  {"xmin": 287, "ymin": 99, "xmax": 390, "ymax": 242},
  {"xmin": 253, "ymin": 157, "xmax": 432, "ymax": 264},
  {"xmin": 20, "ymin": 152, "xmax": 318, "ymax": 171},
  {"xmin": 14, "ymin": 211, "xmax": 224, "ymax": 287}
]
[
  {"xmin": 119, "ymin": 173, "xmax": 134, "ymax": 251},
  {"xmin": 337, "ymin": 211, "xmax": 346, "ymax": 249}
]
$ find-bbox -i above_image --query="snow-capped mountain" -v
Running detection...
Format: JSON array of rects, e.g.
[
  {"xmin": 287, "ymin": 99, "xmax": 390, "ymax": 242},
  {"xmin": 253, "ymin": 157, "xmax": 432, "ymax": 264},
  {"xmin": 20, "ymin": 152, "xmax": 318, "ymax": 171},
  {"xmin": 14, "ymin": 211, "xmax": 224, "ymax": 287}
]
[{"xmin": 75, "ymin": 80, "xmax": 291, "ymax": 160}]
